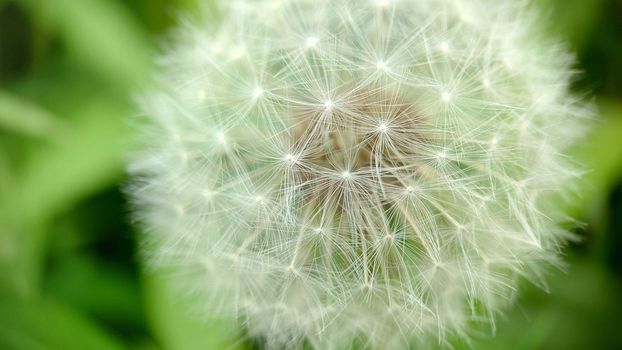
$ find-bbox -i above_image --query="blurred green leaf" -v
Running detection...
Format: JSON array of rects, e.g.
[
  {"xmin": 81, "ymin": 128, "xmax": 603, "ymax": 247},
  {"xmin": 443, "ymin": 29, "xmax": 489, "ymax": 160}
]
[
  {"xmin": 460, "ymin": 262, "xmax": 622, "ymax": 350},
  {"xmin": 0, "ymin": 86, "xmax": 131, "ymax": 295},
  {"xmin": 21, "ymin": 0, "xmax": 153, "ymax": 88},
  {"xmin": 569, "ymin": 101, "xmax": 622, "ymax": 218},
  {"xmin": 0, "ymin": 294, "xmax": 127, "ymax": 350},
  {"xmin": 0, "ymin": 99, "xmax": 129, "ymax": 225},
  {"xmin": 46, "ymin": 254, "xmax": 145, "ymax": 330},
  {"xmin": 538, "ymin": 0, "xmax": 605, "ymax": 49},
  {"xmin": 0, "ymin": 149, "xmax": 10, "ymax": 196},
  {"xmin": 0, "ymin": 90, "xmax": 65, "ymax": 138},
  {"xmin": 143, "ymin": 273, "xmax": 245, "ymax": 350},
  {"xmin": 0, "ymin": 223, "xmax": 46, "ymax": 298}
]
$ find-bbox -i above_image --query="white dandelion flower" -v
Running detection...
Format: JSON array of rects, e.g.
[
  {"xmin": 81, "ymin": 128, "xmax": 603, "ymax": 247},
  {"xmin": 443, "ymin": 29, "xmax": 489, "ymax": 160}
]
[{"xmin": 129, "ymin": 0, "xmax": 591, "ymax": 348}]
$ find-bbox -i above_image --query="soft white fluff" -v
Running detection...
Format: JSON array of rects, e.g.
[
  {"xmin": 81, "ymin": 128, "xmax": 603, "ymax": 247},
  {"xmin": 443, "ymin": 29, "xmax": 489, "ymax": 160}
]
[{"xmin": 130, "ymin": 0, "xmax": 590, "ymax": 348}]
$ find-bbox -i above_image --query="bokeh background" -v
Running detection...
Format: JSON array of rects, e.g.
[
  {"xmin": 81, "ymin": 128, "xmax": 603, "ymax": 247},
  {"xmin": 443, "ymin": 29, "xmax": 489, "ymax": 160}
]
[{"xmin": 0, "ymin": 0, "xmax": 621, "ymax": 349}]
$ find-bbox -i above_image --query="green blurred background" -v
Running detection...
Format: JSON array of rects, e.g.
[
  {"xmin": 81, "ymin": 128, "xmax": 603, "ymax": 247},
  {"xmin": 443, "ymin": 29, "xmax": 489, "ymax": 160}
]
[{"xmin": 0, "ymin": 0, "xmax": 621, "ymax": 349}]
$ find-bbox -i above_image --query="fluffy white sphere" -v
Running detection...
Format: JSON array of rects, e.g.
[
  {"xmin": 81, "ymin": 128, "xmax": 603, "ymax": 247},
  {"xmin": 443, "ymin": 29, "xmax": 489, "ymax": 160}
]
[{"xmin": 130, "ymin": 0, "xmax": 590, "ymax": 348}]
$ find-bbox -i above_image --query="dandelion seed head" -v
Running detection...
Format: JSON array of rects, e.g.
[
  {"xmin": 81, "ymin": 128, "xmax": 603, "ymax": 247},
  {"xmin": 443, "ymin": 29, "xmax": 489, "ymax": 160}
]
[{"xmin": 130, "ymin": 0, "xmax": 592, "ymax": 348}]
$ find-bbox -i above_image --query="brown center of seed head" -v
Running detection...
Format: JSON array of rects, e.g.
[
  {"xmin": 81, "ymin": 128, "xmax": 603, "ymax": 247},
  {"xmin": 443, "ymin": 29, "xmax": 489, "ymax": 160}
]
[{"xmin": 287, "ymin": 89, "xmax": 427, "ymax": 212}]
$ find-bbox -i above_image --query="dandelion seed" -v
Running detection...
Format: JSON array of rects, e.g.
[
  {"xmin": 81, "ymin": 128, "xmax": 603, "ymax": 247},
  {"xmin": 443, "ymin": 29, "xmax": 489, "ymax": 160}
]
[
  {"xmin": 230, "ymin": 45, "xmax": 246, "ymax": 60},
  {"xmin": 459, "ymin": 13, "xmax": 472, "ymax": 23},
  {"xmin": 174, "ymin": 204, "xmax": 185, "ymax": 218},
  {"xmin": 252, "ymin": 86, "xmax": 264, "ymax": 99},
  {"xmin": 305, "ymin": 36, "xmax": 319, "ymax": 48},
  {"xmin": 441, "ymin": 91, "xmax": 452, "ymax": 102},
  {"xmin": 377, "ymin": 122, "xmax": 389, "ymax": 133},
  {"xmin": 519, "ymin": 120, "xmax": 530, "ymax": 131},
  {"xmin": 197, "ymin": 89, "xmax": 208, "ymax": 101},
  {"xmin": 323, "ymin": 99, "xmax": 334, "ymax": 110},
  {"xmin": 202, "ymin": 189, "xmax": 214, "ymax": 200},
  {"xmin": 284, "ymin": 153, "xmax": 297, "ymax": 163}
]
